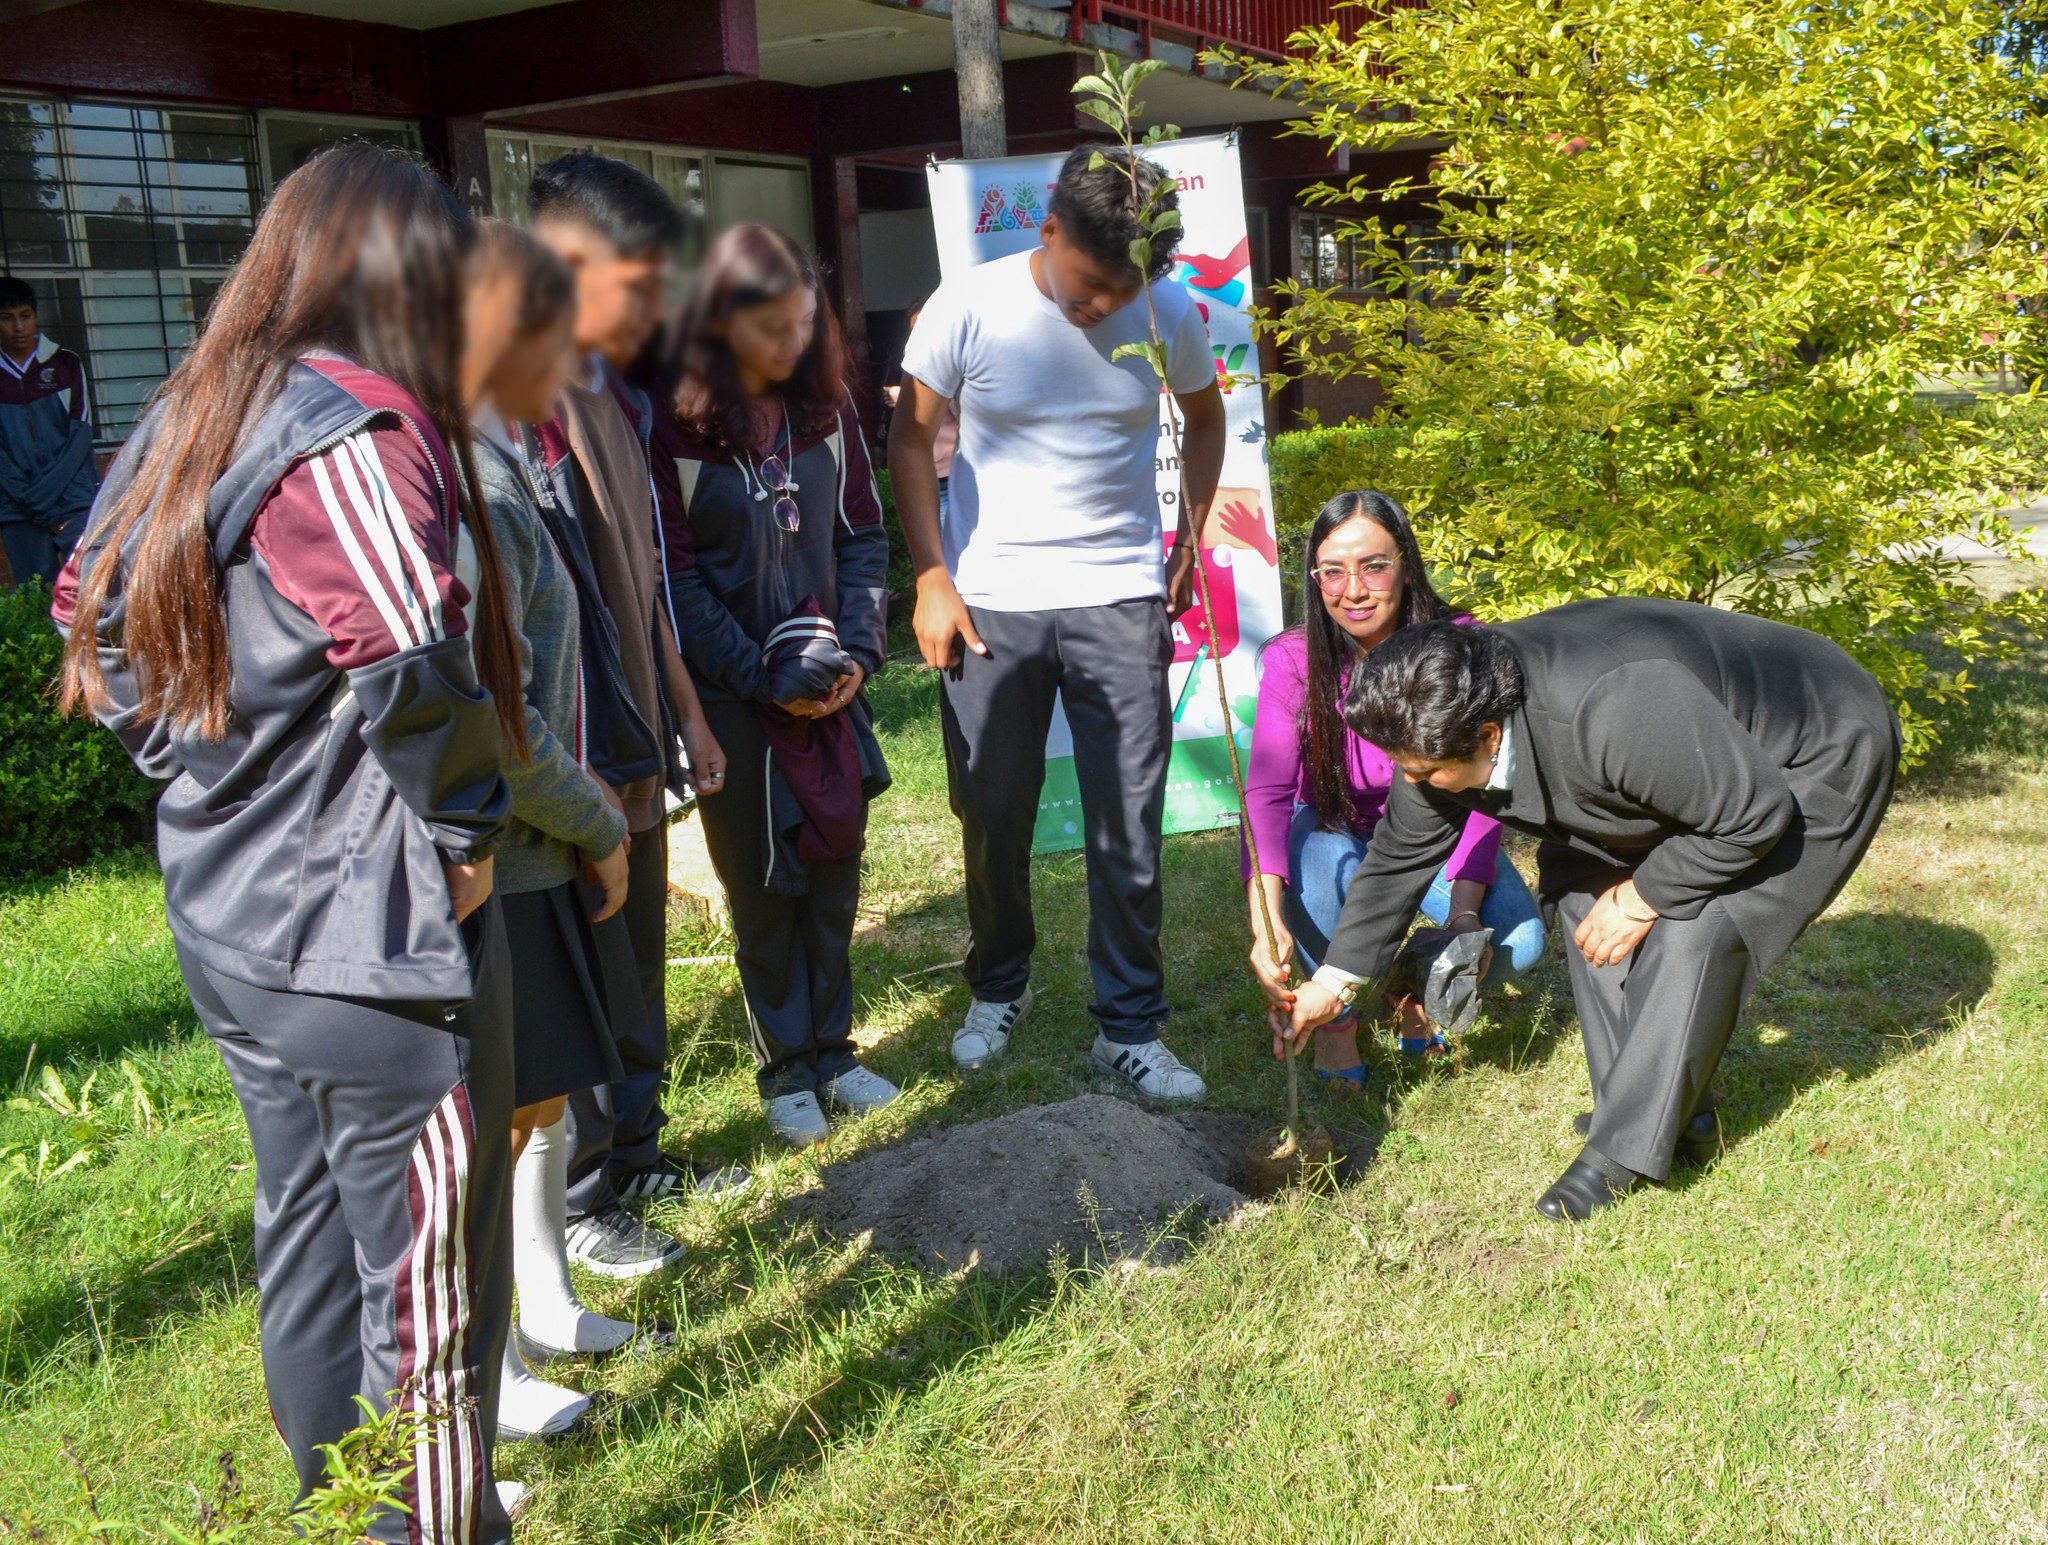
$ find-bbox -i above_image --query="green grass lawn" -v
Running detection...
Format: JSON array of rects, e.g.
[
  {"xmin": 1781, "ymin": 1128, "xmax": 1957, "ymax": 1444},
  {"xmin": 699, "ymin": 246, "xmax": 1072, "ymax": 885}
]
[{"xmin": 7, "ymin": 586, "xmax": 2048, "ymax": 1542}]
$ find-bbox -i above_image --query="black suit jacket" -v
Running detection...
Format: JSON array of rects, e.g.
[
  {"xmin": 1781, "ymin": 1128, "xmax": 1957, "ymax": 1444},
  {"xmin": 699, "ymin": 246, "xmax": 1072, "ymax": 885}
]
[{"xmin": 1322, "ymin": 598, "xmax": 1901, "ymax": 986}]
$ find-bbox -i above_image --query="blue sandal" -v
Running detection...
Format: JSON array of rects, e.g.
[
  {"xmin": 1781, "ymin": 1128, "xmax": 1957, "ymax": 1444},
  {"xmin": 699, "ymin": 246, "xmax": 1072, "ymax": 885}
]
[
  {"xmin": 1315, "ymin": 1062, "xmax": 1370, "ymax": 1088},
  {"xmin": 1400, "ymin": 1032, "xmax": 1451, "ymax": 1059}
]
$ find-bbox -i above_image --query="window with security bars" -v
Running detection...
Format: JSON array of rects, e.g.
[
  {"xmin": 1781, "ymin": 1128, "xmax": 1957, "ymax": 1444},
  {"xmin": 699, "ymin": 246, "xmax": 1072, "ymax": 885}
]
[{"xmin": 0, "ymin": 97, "xmax": 259, "ymax": 445}]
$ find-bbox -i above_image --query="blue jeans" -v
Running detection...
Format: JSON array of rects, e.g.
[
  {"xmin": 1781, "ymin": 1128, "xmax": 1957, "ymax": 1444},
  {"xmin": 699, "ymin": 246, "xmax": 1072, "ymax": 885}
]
[{"xmin": 1280, "ymin": 803, "xmax": 1546, "ymax": 988}]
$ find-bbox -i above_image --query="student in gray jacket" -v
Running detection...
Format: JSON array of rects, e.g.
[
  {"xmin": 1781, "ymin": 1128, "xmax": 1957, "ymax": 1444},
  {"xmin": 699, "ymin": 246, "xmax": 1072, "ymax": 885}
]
[{"xmin": 464, "ymin": 222, "xmax": 673, "ymax": 1445}]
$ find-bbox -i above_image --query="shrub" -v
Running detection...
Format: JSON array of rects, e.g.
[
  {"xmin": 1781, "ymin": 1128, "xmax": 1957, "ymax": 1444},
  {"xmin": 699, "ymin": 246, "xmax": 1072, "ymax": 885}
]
[
  {"xmin": 1247, "ymin": 0, "xmax": 2048, "ymax": 763},
  {"xmin": 1267, "ymin": 423, "xmax": 1411, "ymax": 549},
  {"xmin": 1947, "ymin": 396, "xmax": 2048, "ymax": 504},
  {"xmin": 874, "ymin": 466, "xmax": 918, "ymax": 614},
  {"xmin": 0, "ymin": 580, "xmax": 155, "ymax": 876}
]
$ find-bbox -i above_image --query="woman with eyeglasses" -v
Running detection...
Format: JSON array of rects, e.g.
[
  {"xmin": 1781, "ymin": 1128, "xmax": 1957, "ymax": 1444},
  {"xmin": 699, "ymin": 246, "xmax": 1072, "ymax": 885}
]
[
  {"xmin": 1243, "ymin": 489, "xmax": 1545, "ymax": 1088},
  {"xmin": 648, "ymin": 223, "xmax": 895, "ymax": 1148}
]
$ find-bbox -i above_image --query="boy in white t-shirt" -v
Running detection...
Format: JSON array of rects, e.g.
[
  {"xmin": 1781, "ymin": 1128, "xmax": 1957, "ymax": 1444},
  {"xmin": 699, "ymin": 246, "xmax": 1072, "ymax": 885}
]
[{"xmin": 889, "ymin": 146, "xmax": 1226, "ymax": 1103}]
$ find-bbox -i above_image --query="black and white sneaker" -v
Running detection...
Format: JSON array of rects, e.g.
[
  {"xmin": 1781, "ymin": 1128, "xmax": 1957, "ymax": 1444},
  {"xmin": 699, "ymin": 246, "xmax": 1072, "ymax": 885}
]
[
  {"xmin": 616, "ymin": 1154, "xmax": 756, "ymax": 1203},
  {"xmin": 563, "ymin": 1204, "xmax": 685, "ymax": 1279},
  {"xmin": 952, "ymin": 986, "xmax": 1033, "ymax": 1071},
  {"xmin": 1089, "ymin": 1032, "xmax": 1208, "ymax": 1104},
  {"xmin": 615, "ymin": 1156, "xmax": 689, "ymax": 1203}
]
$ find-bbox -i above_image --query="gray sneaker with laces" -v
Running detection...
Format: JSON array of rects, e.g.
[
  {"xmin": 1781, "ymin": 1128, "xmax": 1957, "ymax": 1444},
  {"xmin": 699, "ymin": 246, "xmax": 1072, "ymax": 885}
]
[
  {"xmin": 952, "ymin": 986, "xmax": 1034, "ymax": 1071},
  {"xmin": 763, "ymin": 1089, "xmax": 830, "ymax": 1148},
  {"xmin": 563, "ymin": 1204, "xmax": 686, "ymax": 1279},
  {"xmin": 822, "ymin": 1064, "xmax": 900, "ymax": 1115}
]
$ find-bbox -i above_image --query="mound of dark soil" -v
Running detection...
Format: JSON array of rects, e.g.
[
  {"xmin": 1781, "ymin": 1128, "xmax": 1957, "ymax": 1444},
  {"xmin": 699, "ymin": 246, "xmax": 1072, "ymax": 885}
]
[{"xmin": 792, "ymin": 1094, "xmax": 1259, "ymax": 1277}]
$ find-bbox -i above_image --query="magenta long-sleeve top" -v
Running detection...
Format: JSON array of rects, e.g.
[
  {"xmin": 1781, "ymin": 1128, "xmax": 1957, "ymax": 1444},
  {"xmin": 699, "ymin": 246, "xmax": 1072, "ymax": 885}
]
[{"xmin": 1240, "ymin": 625, "xmax": 1503, "ymax": 887}]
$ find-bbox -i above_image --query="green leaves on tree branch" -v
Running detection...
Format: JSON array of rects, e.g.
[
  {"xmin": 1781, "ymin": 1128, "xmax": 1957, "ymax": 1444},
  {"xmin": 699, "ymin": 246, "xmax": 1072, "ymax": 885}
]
[{"xmin": 1243, "ymin": 0, "xmax": 2048, "ymax": 763}]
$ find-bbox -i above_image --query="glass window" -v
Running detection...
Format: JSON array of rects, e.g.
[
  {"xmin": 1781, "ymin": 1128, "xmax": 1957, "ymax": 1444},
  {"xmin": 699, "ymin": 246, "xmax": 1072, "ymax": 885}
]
[
  {"xmin": 261, "ymin": 113, "xmax": 420, "ymax": 188},
  {"xmin": 486, "ymin": 129, "xmax": 751, "ymax": 264},
  {"xmin": 490, "ymin": 133, "xmax": 533, "ymax": 222},
  {"xmin": 0, "ymin": 96, "xmax": 263, "ymax": 442}
]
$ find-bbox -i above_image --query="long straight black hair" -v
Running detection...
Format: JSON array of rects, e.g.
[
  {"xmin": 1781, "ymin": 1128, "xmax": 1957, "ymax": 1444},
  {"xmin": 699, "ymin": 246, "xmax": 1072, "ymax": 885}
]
[{"xmin": 1293, "ymin": 488, "xmax": 1457, "ymax": 828}]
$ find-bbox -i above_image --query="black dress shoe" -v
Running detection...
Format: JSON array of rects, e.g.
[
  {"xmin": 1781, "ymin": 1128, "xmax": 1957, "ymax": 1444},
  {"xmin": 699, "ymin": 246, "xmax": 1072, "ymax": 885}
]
[
  {"xmin": 1571, "ymin": 1108, "xmax": 1722, "ymax": 1166},
  {"xmin": 1536, "ymin": 1145, "xmax": 1644, "ymax": 1222}
]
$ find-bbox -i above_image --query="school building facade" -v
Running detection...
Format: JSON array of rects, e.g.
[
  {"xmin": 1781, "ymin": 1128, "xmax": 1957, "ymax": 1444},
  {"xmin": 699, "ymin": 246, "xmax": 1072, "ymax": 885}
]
[{"xmin": 0, "ymin": 0, "xmax": 1428, "ymax": 445}]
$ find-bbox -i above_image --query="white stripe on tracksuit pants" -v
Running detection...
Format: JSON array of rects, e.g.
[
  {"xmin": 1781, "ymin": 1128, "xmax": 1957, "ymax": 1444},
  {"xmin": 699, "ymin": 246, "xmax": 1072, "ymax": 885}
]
[{"xmin": 177, "ymin": 905, "xmax": 516, "ymax": 1545}]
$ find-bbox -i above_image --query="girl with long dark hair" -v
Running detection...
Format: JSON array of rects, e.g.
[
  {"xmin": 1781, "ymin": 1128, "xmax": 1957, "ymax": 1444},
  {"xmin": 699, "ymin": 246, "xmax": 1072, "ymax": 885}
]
[
  {"xmin": 55, "ymin": 144, "xmax": 521, "ymax": 1542},
  {"xmin": 649, "ymin": 222, "xmax": 894, "ymax": 1147},
  {"xmin": 1242, "ymin": 490, "xmax": 1546, "ymax": 1086}
]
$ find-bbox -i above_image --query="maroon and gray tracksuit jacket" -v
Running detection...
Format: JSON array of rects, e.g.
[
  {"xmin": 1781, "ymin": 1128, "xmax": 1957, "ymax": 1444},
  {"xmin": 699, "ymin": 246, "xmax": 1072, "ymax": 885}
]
[
  {"xmin": 56, "ymin": 352, "xmax": 510, "ymax": 1001},
  {"xmin": 56, "ymin": 354, "xmax": 518, "ymax": 1544}
]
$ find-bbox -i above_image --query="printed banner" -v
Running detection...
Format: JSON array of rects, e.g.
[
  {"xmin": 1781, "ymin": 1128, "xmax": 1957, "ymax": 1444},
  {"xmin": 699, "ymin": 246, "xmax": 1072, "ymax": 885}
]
[{"xmin": 925, "ymin": 134, "xmax": 1280, "ymax": 853}]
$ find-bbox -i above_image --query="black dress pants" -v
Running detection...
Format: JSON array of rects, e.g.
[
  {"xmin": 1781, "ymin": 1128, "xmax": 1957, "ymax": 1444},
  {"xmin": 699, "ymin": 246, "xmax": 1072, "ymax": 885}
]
[{"xmin": 938, "ymin": 598, "xmax": 1174, "ymax": 1044}]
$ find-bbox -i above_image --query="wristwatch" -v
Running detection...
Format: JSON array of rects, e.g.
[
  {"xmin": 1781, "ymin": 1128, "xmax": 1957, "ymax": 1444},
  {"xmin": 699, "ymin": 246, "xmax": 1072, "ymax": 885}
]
[{"xmin": 1311, "ymin": 965, "xmax": 1363, "ymax": 1008}]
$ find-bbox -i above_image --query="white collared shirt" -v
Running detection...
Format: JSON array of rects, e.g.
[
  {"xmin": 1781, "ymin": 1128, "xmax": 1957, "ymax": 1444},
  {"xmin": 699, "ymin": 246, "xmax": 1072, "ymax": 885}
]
[{"xmin": 1485, "ymin": 721, "xmax": 1516, "ymax": 793}]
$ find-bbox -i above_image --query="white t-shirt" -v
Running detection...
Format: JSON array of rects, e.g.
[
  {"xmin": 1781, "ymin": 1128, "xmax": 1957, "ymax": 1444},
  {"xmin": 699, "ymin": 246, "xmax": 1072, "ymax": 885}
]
[{"xmin": 901, "ymin": 248, "xmax": 1214, "ymax": 612}]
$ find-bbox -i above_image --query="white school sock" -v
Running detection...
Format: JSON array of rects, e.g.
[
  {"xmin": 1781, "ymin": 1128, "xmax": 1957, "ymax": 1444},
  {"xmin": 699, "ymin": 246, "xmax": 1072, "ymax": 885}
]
[
  {"xmin": 496, "ymin": 1334, "xmax": 589, "ymax": 1439},
  {"xmin": 513, "ymin": 1116, "xmax": 642, "ymax": 1355}
]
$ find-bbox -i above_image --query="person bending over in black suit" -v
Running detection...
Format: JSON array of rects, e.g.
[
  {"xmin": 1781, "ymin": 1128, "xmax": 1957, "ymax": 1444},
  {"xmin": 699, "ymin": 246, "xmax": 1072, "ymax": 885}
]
[{"xmin": 1269, "ymin": 597, "xmax": 1901, "ymax": 1221}]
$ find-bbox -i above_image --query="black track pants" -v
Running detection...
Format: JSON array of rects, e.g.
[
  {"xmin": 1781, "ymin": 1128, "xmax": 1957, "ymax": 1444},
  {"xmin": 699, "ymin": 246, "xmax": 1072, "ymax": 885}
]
[{"xmin": 178, "ymin": 906, "xmax": 514, "ymax": 1545}]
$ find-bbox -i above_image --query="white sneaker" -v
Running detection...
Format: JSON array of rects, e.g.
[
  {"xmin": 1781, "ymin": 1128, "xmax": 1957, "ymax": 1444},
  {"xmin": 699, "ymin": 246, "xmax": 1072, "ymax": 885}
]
[
  {"xmin": 952, "ymin": 986, "xmax": 1033, "ymax": 1071},
  {"xmin": 1090, "ymin": 1032, "xmax": 1208, "ymax": 1104},
  {"xmin": 822, "ymin": 1064, "xmax": 900, "ymax": 1116},
  {"xmin": 763, "ymin": 1089, "xmax": 830, "ymax": 1148}
]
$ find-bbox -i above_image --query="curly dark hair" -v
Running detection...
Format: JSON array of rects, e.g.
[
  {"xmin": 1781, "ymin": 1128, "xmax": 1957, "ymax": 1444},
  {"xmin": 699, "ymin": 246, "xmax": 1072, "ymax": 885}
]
[
  {"xmin": 1048, "ymin": 146, "xmax": 1182, "ymax": 282},
  {"xmin": 1344, "ymin": 620, "xmax": 1525, "ymax": 764}
]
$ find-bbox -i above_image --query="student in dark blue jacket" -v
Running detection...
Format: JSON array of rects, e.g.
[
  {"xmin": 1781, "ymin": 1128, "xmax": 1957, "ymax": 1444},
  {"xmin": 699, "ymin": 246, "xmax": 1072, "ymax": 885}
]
[
  {"xmin": 56, "ymin": 146, "xmax": 527, "ymax": 1544},
  {"xmin": 649, "ymin": 223, "xmax": 893, "ymax": 1148},
  {"xmin": 0, "ymin": 274, "xmax": 97, "ymax": 585}
]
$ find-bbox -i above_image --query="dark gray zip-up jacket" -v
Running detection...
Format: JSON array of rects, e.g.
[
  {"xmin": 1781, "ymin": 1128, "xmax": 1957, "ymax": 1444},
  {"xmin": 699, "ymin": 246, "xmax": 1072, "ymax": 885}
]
[
  {"xmin": 54, "ymin": 355, "xmax": 510, "ymax": 1003},
  {"xmin": 649, "ymin": 396, "xmax": 889, "ymax": 701}
]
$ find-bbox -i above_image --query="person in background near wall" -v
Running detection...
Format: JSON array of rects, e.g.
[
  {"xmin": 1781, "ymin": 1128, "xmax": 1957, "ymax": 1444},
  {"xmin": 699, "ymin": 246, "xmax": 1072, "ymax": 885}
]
[
  {"xmin": 0, "ymin": 275, "xmax": 98, "ymax": 586},
  {"xmin": 528, "ymin": 152, "xmax": 740, "ymax": 1284},
  {"xmin": 462, "ymin": 220, "xmax": 677, "ymax": 1445},
  {"xmin": 651, "ymin": 223, "xmax": 895, "ymax": 1148},
  {"xmin": 1243, "ymin": 490, "xmax": 1546, "ymax": 1087},
  {"xmin": 55, "ymin": 145, "xmax": 524, "ymax": 1541},
  {"xmin": 891, "ymin": 146, "xmax": 1226, "ymax": 1103},
  {"xmin": 1275, "ymin": 599, "xmax": 1900, "ymax": 1222},
  {"xmin": 880, "ymin": 295, "xmax": 956, "ymax": 521}
]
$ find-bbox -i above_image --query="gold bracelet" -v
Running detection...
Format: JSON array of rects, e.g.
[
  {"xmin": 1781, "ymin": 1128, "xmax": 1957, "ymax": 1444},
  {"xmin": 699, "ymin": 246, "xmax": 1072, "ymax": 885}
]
[
  {"xmin": 1448, "ymin": 909, "xmax": 1482, "ymax": 927},
  {"xmin": 1619, "ymin": 894, "xmax": 1659, "ymax": 924}
]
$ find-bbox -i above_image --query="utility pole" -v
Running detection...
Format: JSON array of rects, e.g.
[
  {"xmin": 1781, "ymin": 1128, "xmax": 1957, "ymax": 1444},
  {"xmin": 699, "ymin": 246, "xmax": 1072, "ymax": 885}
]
[{"xmin": 953, "ymin": 0, "xmax": 1007, "ymax": 158}]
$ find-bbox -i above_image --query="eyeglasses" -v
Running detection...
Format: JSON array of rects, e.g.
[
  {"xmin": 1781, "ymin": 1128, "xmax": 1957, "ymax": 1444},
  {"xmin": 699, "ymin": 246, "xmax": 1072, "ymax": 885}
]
[
  {"xmin": 1313, "ymin": 557, "xmax": 1401, "ymax": 596},
  {"xmin": 751, "ymin": 452, "xmax": 801, "ymax": 534}
]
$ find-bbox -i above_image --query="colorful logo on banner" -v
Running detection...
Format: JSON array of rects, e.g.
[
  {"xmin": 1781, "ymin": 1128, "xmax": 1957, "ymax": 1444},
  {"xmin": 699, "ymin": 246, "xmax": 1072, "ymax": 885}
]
[
  {"xmin": 973, "ymin": 181, "xmax": 1049, "ymax": 234},
  {"xmin": 1164, "ymin": 530, "xmax": 1241, "ymax": 663}
]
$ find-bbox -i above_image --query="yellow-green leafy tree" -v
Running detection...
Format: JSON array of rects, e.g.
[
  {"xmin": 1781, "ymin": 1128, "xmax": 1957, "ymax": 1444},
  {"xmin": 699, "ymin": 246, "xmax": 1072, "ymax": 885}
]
[{"xmin": 1245, "ymin": 0, "xmax": 2048, "ymax": 760}]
